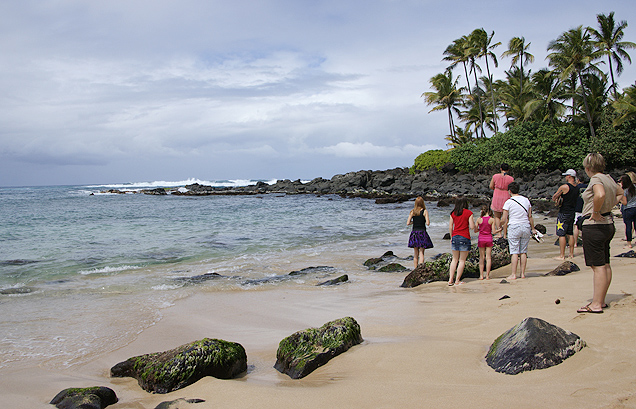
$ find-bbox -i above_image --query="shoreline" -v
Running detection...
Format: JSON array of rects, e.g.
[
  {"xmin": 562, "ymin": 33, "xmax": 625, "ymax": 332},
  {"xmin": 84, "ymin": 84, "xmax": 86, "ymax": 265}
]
[{"xmin": 3, "ymin": 222, "xmax": 636, "ymax": 408}]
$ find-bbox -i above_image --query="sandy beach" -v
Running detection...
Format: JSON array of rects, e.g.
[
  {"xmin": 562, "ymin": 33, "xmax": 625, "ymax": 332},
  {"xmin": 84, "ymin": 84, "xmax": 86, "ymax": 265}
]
[{"xmin": 3, "ymin": 220, "xmax": 636, "ymax": 409}]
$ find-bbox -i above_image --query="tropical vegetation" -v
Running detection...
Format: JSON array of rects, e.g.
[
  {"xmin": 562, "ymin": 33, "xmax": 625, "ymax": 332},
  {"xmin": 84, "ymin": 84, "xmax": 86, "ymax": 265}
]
[{"xmin": 418, "ymin": 11, "xmax": 636, "ymax": 173}]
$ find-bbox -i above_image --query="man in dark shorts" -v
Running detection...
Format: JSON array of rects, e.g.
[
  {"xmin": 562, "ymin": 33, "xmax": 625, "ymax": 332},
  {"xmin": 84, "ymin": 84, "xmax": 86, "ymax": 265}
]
[{"xmin": 552, "ymin": 169, "xmax": 579, "ymax": 259}]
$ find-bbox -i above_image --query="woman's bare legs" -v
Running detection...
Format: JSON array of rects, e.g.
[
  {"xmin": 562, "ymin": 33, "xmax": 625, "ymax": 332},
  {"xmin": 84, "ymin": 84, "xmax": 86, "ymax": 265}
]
[
  {"xmin": 493, "ymin": 211, "xmax": 503, "ymax": 237},
  {"xmin": 455, "ymin": 250, "xmax": 469, "ymax": 284},
  {"xmin": 485, "ymin": 246, "xmax": 492, "ymax": 279},
  {"xmin": 448, "ymin": 250, "xmax": 459, "ymax": 285},
  {"xmin": 478, "ymin": 247, "xmax": 486, "ymax": 279},
  {"xmin": 413, "ymin": 247, "xmax": 425, "ymax": 268},
  {"xmin": 589, "ymin": 264, "xmax": 612, "ymax": 311}
]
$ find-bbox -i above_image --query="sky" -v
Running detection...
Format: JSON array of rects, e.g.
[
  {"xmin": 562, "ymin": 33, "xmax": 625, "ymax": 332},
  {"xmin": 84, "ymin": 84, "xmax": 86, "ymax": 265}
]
[{"xmin": 1, "ymin": 0, "xmax": 635, "ymax": 186}]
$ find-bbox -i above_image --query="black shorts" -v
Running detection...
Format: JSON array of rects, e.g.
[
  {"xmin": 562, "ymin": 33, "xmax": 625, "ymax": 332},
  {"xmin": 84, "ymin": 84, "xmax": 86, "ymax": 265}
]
[
  {"xmin": 582, "ymin": 224, "xmax": 615, "ymax": 267},
  {"xmin": 556, "ymin": 212, "xmax": 575, "ymax": 237}
]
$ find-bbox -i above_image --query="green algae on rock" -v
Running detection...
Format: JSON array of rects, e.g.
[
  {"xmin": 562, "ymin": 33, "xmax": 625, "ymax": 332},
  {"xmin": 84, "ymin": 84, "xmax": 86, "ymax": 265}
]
[
  {"xmin": 50, "ymin": 386, "xmax": 118, "ymax": 409},
  {"xmin": 401, "ymin": 238, "xmax": 511, "ymax": 287},
  {"xmin": 110, "ymin": 338, "xmax": 247, "ymax": 394},
  {"xmin": 275, "ymin": 317, "xmax": 363, "ymax": 379}
]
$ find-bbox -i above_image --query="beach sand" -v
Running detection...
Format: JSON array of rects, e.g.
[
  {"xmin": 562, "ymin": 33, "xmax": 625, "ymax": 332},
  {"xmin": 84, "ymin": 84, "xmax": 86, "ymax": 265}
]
[{"xmin": 3, "ymin": 222, "xmax": 636, "ymax": 409}]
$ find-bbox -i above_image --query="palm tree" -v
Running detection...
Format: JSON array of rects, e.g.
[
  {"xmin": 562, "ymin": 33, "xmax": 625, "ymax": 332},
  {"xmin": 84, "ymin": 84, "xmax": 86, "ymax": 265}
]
[
  {"xmin": 612, "ymin": 83, "xmax": 636, "ymax": 126},
  {"xmin": 576, "ymin": 73, "xmax": 608, "ymax": 130},
  {"xmin": 524, "ymin": 69, "xmax": 567, "ymax": 124},
  {"xmin": 422, "ymin": 70, "xmax": 464, "ymax": 139},
  {"xmin": 547, "ymin": 26, "xmax": 604, "ymax": 138},
  {"xmin": 495, "ymin": 67, "xmax": 534, "ymax": 128},
  {"xmin": 501, "ymin": 37, "xmax": 535, "ymax": 95},
  {"xmin": 443, "ymin": 36, "xmax": 473, "ymax": 95},
  {"xmin": 459, "ymin": 83, "xmax": 495, "ymax": 136},
  {"xmin": 446, "ymin": 125, "xmax": 474, "ymax": 148},
  {"xmin": 588, "ymin": 12, "xmax": 636, "ymax": 100},
  {"xmin": 471, "ymin": 28, "xmax": 501, "ymax": 132}
]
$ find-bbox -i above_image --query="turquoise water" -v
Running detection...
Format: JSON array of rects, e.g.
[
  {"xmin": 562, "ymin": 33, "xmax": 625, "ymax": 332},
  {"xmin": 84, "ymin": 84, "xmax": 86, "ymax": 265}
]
[{"xmin": 0, "ymin": 180, "xmax": 451, "ymax": 369}]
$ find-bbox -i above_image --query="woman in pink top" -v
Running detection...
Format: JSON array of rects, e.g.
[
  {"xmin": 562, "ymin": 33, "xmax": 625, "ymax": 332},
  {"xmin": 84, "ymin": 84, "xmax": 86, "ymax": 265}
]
[
  {"xmin": 474, "ymin": 205, "xmax": 501, "ymax": 280},
  {"xmin": 489, "ymin": 163, "xmax": 514, "ymax": 237}
]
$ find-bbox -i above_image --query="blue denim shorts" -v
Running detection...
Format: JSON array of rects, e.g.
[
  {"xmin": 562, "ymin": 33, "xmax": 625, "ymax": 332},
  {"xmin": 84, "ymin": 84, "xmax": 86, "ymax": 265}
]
[{"xmin": 451, "ymin": 235, "xmax": 471, "ymax": 252}]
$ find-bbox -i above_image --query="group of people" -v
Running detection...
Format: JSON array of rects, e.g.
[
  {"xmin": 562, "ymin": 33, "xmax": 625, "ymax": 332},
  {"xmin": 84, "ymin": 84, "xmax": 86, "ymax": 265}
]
[{"xmin": 406, "ymin": 153, "xmax": 633, "ymax": 314}]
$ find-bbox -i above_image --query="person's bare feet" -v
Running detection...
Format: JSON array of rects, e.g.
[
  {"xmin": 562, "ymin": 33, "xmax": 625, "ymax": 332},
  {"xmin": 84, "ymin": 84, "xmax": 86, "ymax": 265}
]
[
  {"xmin": 507, "ymin": 274, "xmax": 517, "ymax": 280},
  {"xmin": 553, "ymin": 256, "xmax": 566, "ymax": 261}
]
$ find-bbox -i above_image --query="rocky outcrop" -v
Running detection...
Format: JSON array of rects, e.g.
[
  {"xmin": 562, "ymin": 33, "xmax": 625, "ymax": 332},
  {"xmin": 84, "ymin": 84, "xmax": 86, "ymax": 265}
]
[
  {"xmin": 110, "ymin": 338, "xmax": 247, "ymax": 393},
  {"xmin": 274, "ymin": 317, "xmax": 363, "ymax": 379},
  {"xmin": 317, "ymin": 275, "xmax": 349, "ymax": 286},
  {"xmin": 544, "ymin": 261, "xmax": 580, "ymax": 276},
  {"xmin": 486, "ymin": 317, "xmax": 585, "ymax": 375},
  {"xmin": 154, "ymin": 398, "xmax": 205, "ymax": 409},
  {"xmin": 50, "ymin": 387, "xmax": 118, "ymax": 409},
  {"xmin": 401, "ymin": 238, "xmax": 511, "ymax": 287},
  {"xmin": 242, "ymin": 266, "xmax": 337, "ymax": 286},
  {"xmin": 616, "ymin": 250, "xmax": 636, "ymax": 258},
  {"xmin": 377, "ymin": 263, "xmax": 408, "ymax": 272}
]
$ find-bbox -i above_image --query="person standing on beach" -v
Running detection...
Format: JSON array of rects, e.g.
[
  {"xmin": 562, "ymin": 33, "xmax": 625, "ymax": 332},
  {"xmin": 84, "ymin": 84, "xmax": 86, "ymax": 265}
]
[
  {"xmin": 448, "ymin": 197, "xmax": 475, "ymax": 286},
  {"xmin": 552, "ymin": 169, "xmax": 579, "ymax": 260},
  {"xmin": 577, "ymin": 153, "xmax": 623, "ymax": 314},
  {"xmin": 474, "ymin": 205, "xmax": 500, "ymax": 280},
  {"xmin": 619, "ymin": 175, "xmax": 636, "ymax": 249},
  {"xmin": 489, "ymin": 163, "xmax": 514, "ymax": 238},
  {"xmin": 501, "ymin": 182, "xmax": 536, "ymax": 280},
  {"xmin": 573, "ymin": 175, "xmax": 588, "ymax": 249},
  {"xmin": 407, "ymin": 197, "xmax": 434, "ymax": 268}
]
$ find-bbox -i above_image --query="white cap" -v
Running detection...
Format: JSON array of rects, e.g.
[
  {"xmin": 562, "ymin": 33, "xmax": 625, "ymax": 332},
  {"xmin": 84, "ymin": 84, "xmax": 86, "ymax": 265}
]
[{"xmin": 562, "ymin": 169, "xmax": 577, "ymax": 177}]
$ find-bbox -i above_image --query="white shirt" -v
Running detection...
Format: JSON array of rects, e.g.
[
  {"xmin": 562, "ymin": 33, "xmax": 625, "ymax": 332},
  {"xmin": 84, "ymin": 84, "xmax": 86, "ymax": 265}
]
[{"xmin": 503, "ymin": 195, "xmax": 531, "ymax": 227}]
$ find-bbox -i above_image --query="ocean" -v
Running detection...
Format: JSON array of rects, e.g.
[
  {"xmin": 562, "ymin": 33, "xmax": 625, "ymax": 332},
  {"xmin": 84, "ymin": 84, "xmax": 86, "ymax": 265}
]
[{"xmin": 0, "ymin": 179, "xmax": 452, "ymax": 371}]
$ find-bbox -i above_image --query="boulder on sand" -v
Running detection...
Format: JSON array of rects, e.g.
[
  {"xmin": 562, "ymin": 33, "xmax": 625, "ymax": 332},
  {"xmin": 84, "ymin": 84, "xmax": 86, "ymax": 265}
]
[
  {"xmin": 401, "ymin": 238, "xmax": 511, "ymax": 287},
  {"xmin": 50, "ymin": 386, "xmax": 118, "ymax": 409},
  {"xmin": 486, "ymin": 317, "xmax": 585, "ymax": 375},
  {"xmin": 275, "ymin": 317, "xmax": 363, "ymax": 379},
  {"xmin": 544, "ymin": 261, "xmax": 580, "ymax": 276},
  {"xmin": 110, "ymin": 338, "xmax": 247, "ymax": 393}
]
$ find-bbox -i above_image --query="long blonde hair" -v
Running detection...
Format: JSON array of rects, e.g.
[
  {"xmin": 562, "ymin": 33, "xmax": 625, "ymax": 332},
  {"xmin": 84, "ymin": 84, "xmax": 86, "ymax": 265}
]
[{"xmin": 412, "ymin": 196, "xmax": 426, "ymax": 216}]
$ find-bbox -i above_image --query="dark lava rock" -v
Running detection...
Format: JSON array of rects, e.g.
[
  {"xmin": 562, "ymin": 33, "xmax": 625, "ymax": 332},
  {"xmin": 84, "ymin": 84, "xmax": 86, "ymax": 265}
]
[
  {"xmin": 142, "ymin": 188, "xmax": 168, "ymax": 195},
  {"xmin": 111, "ymin": 338, "xmax": 247, "ymax": 393},
  {"xmin": 363, "ymin": 251, "xmax": 395, "ymax": 267},
  {"xmin": 0, "ymin": 286, "xmax": 34, "ymax": 295},
  {"xmin": 154, "ymin": 398, "xmax": 205, "ymax": 409},
  {"xmin": 401, "ymin": 239, "xmax": 511, "ymax": 288},
  {"xmin": 544, "ymin": 261, "xmax": 580, "ymax": 276},
  {"xmin": 317, "ymin": 275, "xmax": 349, "ymax": 286},
  {"xmin": 172, "ymin": 272, "xmax": 225, "ymax": 284},
  {"xmin": 486, "ymin": 317, "xmax": 585, "ymax": 375},
  {"xmin": 274, "ymin": 317, "xmax": 363, "ymax": 379},
  {"xmin": 50, "ymin": 387, "xmax": 118, "ymax": 409},
  {"xmin": 289, "ymin": 266, "xmax": 336, "ymax": 276},
  {"xmin": 534, "ymin": 224, "xmax": 547, "ymax": 234},
  {"xmin": 499, "ymin": 295, "xmax": 510, "ymax": 300},
  {"xmin": 616, "ymin": 250, "xmax": 636, "ymax": 258},
  {"xmin": 443, "ymin": 233, "xmax": 451, "ymax": 240},
  {"xmin": 377, "ymin": 263, "xmax": 408, "ymax": 272}
]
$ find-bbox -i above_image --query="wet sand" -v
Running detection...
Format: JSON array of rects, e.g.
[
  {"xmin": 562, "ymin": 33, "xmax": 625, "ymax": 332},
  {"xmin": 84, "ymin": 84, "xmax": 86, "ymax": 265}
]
[{"xmin": 3, "ymin": 222, "xmax": 636, "ymax": 408}]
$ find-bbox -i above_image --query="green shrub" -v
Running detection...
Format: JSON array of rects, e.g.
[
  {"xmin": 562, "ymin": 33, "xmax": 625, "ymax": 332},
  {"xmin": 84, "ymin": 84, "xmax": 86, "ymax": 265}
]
[
  {"xmin": 410, "ymin": 149, "xmax": 450, "ymax": 173},
  {"xmin": 447, "ymin": 122, "xmax": 590, "ymax": 174}
]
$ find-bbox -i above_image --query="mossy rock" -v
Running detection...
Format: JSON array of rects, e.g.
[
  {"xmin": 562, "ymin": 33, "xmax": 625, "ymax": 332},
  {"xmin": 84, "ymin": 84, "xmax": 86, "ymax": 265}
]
[
  {"xmin": 377, "ymin": 263, "xmax": 408, "ymax": 272},
  {"xmin": 401, "ymin": 238, "xmax": 511, "ymax": 287},
  {"xmin": 110, "ymin": 338, "xmax": 247, "ymax": 393},
  {"xmin": 363, "ymin": 251, "xmax": 395, "ymax": 267},
  {"xmin": 275, "ymin": 317, "xmax": 363, "ymax": 379},
  {"xmin": 317, "ymin": 274, "xmax": 349, "ymax": 286},
  {"xmin": 50, "ymin": 386, "xmax": 118, "ymax": 409},
  {"xmin": 486, "ymin": 317, "xmax": 585, "ymax": 375}
]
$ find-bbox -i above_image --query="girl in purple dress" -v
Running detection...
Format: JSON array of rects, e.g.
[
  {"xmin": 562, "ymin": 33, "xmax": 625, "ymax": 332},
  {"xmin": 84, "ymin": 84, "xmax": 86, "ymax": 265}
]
[{"xmin": 407, "ymin": 197, "xmax": 434, "ymax": 268}]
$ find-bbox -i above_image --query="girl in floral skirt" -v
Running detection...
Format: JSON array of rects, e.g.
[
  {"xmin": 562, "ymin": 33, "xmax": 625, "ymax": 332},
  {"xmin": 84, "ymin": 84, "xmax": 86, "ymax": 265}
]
[{"xmin": 407, "ymin": 196, "xmax": 434, "ymax": 268}]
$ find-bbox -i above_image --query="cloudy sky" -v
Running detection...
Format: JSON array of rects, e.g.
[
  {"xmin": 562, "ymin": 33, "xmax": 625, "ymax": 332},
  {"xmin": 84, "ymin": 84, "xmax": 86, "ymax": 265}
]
[{"xmin": 1, "ymin": 0, "xmax": 635, "ymax": 186}]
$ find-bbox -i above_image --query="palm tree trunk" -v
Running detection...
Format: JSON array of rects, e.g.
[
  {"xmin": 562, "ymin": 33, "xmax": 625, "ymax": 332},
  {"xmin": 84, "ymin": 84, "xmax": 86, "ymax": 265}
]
[
  {"xmin": 484, "ymin": 57, "xmax": 498, "ymax": 133},
  {"xmin": 447, "ymin": 106, "xmax": 455, "ymax": 138},
  {"xmin": 463, "ymin": 62, "xmax": 472, "ymax": 95},
  {"xmin": 472, "ymin": 69, "xmax": 486, "ymax": 137},
  {"xmin": 608, "ymin": 56, "xmax": 618, "ymax": 100},
  {"xmin": 577, "ymin": 71, "xmax": 596, "ymax": 139}
]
